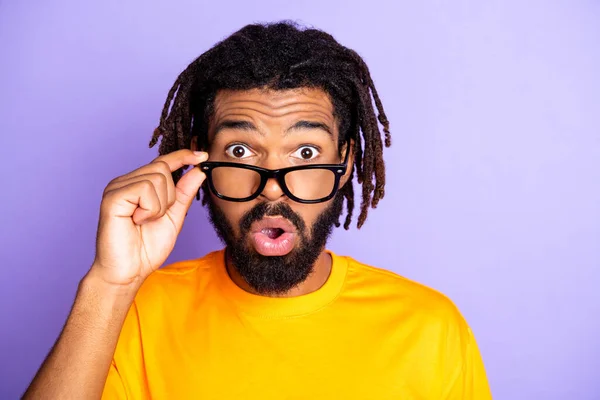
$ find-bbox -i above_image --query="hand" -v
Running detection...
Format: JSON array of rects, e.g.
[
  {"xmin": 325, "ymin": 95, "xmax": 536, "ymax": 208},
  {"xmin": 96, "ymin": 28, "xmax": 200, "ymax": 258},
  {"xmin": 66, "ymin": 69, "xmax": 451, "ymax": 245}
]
[{"xmin": 90, "ymin": 149, "xmax": 208, "ymax": 288}]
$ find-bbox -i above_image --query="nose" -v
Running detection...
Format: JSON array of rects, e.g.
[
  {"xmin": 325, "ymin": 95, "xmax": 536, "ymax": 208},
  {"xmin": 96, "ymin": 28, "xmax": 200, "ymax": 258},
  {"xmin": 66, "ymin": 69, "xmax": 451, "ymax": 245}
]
[
  {"xmin": 258, "ymin": 157, "xmax": 287, "ymax": 202},
  {"xmin": 259, "ymin": 176, "xmax": 285, "ymax": 201}
]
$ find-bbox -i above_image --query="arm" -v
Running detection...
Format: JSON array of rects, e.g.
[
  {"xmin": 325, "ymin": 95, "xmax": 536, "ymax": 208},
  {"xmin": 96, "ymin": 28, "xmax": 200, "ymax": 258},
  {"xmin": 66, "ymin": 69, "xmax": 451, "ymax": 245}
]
[
  {"xmin": 23, "ymin": 149, "xmax": 208, "ymax": 399},
  {"xmin": 23, "ymin": 271, "xmax": 138, "ymax": 399},
  {"xmin": 443, "ymin": 322, "xmax": 492, "ymax": 399}
]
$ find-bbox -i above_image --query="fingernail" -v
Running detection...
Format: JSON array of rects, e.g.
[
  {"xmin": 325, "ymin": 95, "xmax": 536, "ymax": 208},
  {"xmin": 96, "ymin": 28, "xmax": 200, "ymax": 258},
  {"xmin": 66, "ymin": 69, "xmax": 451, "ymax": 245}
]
[{"xmin": 194, "ymin": 151, "xmax": 208, "ymax": 160}]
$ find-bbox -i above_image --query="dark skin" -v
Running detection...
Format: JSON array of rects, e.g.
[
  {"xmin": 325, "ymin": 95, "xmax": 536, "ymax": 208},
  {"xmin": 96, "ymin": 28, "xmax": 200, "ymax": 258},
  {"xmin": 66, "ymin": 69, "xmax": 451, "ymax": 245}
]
[
  {"xmin": 193, "ymin": 87, "xmax": 354, "ymax": 297},
  {"xmin": 24, "ymin": 87, "xmax": 353, "ymax": 399}
]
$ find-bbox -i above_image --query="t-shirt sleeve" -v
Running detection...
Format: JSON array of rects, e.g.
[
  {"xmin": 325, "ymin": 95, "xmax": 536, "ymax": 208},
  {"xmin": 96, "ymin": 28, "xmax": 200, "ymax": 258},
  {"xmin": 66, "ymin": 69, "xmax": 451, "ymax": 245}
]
[
  {"xmin": 460, "ymin": 326, "xmax": 492, "ymax": 399},
  {"xmin": 443, "ymin": 319, "xmax": 493, "ymax": 399},
  {"xmin": 102, "ymin": 361, "xmax": 126, "ymax": 399},
  {"xmin": 101, "ymin": 300, "xmax": 149, "ymax": 399}
]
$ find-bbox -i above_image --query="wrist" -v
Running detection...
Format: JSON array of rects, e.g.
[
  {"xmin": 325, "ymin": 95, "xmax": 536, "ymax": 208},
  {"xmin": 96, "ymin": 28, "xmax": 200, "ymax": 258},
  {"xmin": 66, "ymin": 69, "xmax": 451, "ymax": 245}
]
[
  {"xmin": 86, "ymin": 262, "xmax": 144, "ymax": 292},
  {"xmin": 80, "ymin": 268, "xmax": 141, "ymax": 305}
]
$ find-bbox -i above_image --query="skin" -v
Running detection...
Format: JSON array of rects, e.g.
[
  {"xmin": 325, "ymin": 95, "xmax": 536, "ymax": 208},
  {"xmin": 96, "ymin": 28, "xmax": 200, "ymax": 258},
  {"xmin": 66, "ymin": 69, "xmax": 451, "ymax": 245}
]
[
  {"xmin": 197, "ymin": 88, "xmax": 353, "ymax": 297},
  {"xmin": 24, "ymin": 87, "xmax": 352, "ymax": 398},
  {"xmin": 24, "ymin": 149, "xmax": 209, "ymax": 399}
]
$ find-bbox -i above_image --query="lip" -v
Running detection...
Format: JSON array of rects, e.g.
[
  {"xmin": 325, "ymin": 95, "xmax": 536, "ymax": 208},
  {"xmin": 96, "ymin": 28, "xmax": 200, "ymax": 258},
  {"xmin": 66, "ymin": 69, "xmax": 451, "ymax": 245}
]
[{"xmin": 249, "ymin": 217, "xmax": 298, "ymax": 256}]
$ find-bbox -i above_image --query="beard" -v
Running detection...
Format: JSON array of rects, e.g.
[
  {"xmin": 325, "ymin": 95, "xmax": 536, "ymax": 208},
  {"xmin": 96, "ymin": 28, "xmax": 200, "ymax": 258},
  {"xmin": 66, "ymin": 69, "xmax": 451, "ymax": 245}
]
[{"xmin": 207, "ymin": 193, "xmax": 344, "ymax": 296}]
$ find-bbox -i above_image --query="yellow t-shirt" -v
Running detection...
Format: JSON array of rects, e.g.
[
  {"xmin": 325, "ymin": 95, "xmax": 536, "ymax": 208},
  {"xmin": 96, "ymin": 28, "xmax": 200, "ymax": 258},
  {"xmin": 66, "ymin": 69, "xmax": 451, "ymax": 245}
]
[{"xmin": 103, "ymin": 250, "xmax": 492, "ymax": 399}]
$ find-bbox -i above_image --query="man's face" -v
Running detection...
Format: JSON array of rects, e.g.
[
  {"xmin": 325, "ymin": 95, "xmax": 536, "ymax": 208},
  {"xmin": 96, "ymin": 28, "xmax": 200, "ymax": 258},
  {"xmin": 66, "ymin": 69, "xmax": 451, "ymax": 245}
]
[{"xmin": 200, "ymin": 88, "xmax": 352, "ymax": 295}]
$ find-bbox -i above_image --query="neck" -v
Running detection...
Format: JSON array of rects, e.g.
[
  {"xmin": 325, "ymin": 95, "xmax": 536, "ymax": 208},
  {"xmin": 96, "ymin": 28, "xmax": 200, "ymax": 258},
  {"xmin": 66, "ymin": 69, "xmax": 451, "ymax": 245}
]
[{"xmin": 225, "ymin": 250, "xmax": 333, "ymax": 298}]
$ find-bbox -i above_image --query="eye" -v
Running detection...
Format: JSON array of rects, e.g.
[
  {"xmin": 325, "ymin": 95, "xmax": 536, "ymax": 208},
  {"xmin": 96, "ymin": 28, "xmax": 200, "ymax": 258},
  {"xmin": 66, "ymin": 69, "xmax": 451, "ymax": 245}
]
[
  {"xmin": 225, "ymin": 144, "xmax": 254, "ymax": 159},
  {"xmin": 291, "ymin": 146, "xmax": 321, "ymax": 161}
]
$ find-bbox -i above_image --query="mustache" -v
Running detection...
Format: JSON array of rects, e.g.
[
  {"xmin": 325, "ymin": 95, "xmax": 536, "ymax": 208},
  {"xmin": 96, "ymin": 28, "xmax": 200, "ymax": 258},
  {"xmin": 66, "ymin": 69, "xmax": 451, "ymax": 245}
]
[{"xmin": 239, "ymin": 202, "xmax": 306, "ymax": 235}]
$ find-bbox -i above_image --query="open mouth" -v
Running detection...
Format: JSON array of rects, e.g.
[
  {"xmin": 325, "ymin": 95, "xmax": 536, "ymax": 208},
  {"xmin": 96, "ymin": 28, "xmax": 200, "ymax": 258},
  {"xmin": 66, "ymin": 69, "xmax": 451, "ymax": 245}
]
[
  {"xmin": 250, "ymin": 217, "xmax": 297, "ymax": 256},
  {"xmin": 262, "ymin": 227, "xmax": 285, "ymax": 239}
]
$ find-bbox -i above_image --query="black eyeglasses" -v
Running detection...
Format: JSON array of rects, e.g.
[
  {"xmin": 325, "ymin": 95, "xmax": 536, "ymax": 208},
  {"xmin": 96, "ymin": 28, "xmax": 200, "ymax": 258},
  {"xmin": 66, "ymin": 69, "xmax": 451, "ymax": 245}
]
[{"xmin": 199, "ymin": 145, "xmax": 350, "ymax": 204}]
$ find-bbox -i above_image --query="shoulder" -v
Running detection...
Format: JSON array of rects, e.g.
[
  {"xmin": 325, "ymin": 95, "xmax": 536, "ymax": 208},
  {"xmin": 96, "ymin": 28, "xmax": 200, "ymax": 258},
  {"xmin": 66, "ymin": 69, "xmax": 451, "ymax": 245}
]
[
  {"xmin": 134, "ymin": 250, "xmax": 224, "ymax": 305},
  {"xmin": 340, "ymin": 254, "xmax": 467, "ymax": 329}
]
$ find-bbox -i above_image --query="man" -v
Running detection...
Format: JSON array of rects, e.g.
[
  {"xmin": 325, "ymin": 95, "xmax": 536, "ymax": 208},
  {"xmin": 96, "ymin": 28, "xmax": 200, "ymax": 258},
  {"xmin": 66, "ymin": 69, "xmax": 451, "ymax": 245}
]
[{"xmin": 26, "ymin": 22, "xmax": 492, "ymax": 399}]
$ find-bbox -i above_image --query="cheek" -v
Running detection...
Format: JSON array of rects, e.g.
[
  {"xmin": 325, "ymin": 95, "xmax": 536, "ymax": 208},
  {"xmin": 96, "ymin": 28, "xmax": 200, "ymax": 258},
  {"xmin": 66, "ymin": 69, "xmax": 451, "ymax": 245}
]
[
  {"xmin": 212, "ymin": 196, "xmax": 252, "ymax": 234},
  {"xmin": 295, "ymin": 203, "xmax": 330, "ymax": 230}
]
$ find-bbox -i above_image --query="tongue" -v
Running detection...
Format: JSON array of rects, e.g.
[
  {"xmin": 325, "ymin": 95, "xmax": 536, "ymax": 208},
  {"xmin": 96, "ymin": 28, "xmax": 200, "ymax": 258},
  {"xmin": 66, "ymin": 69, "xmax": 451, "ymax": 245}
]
[{"xmin": 262, "ymin": 228, "xmax": 284, "ymax": 239}]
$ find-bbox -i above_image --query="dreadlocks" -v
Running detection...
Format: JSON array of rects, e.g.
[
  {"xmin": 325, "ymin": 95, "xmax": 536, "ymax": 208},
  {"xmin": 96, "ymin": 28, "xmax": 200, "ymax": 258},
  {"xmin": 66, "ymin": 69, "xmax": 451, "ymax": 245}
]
[{"xmin": 149, "ymin": 21, "xmax": 391, "ymax": 229}]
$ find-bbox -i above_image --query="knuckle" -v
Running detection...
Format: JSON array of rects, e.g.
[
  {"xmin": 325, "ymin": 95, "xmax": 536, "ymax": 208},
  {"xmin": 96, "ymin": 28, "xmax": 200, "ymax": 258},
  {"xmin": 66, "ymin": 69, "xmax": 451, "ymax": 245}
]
[
  {"xmin": 152, "ymin": 171, "xmax": 168, "ymax": 187},
  {"xmin": 103, "ymin": 178, "xmax": 120, "ymax": 195},
  {"xmin": 152, "ymin": 160, "xmax": 170, "ymax": 174},
  {"xmin": 147, "ymin": 174, "xmax": 168, "ymax": 200},
  {"xmin": 102, "ymin": 185, "xmax": 112, "ymax": 197},
  {"xmin": 138, "ymin": 179, "xmax": 155, "ymax": 193},
  {"xmin": 102, "ymin": 187, "xmax": 118, "ymax": 202},
  {"xmin": 139, "ymin": 180, "xmax": 162, "ymax": 212},
  {"xmin": 100, "ymin": 190, "xmax": 118, "ymax": 213}
]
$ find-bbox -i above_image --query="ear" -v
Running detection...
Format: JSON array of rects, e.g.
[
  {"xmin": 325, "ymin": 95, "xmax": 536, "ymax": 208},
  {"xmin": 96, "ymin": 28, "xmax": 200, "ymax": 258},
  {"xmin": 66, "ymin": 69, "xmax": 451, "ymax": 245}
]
[{"xmin": 339, "ymin": 139, "xmax": 355, "ymax": 187}]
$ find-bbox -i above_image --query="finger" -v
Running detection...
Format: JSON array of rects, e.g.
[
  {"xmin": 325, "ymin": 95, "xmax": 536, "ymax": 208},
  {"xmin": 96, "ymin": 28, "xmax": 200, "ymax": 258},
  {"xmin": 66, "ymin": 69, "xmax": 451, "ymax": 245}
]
[
  {"xmin": 152, "ymin": 149, "xmax": 208, "ymax": 173},
  {"xmin": 102, "ymin": 180, "xmax": 162, "ymax": 225},
  {"xmin": 108, "ymin": 162, "xmax": 165, "ymax": 185},
  {"xmin": 109, "ymin": 150, "xmax": 206, "ymax": 193},
  {"xmin": 166, "ymin": 166, "xmax": 207, "ymax": 231},
  {"xmin": 105, "ymin": 172, "xmax": 173, "ymax": 213}
]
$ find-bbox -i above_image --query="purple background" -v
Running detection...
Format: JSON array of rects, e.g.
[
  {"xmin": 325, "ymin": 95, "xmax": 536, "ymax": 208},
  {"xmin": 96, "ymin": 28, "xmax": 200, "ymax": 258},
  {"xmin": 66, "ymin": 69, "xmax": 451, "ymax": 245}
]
[{"xmin": 1, "ymin": 1, "xmax": 599, "ymax": 398}]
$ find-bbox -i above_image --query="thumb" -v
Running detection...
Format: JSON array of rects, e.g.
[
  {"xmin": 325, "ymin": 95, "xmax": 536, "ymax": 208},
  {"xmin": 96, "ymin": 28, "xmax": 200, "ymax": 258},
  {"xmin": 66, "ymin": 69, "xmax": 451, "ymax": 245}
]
[{"xmin": 167, "ymin": 166, "xmax": 206, "ymax": 231}]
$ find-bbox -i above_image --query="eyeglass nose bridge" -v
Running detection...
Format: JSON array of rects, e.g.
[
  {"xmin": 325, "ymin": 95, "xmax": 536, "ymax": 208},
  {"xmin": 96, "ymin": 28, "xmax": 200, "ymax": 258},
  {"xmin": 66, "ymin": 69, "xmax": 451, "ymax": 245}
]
[{"xmin": 259, "ymin": 169, "xmax": 287, "ymax": 198}]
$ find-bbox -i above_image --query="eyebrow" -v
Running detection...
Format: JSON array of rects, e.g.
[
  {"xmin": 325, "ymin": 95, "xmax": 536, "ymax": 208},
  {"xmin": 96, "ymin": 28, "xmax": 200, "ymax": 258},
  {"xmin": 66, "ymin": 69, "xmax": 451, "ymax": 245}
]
[
  {"xmin": 285, "ymin": 120, "xmax": 333, "ymax": 136},
  {"xmin": 213, "ymin": 120, "xmax": 259, "ymax": 136},
  {"xmin": 212, "ymin": 119, "xmax": 333, "ymax": 137}
]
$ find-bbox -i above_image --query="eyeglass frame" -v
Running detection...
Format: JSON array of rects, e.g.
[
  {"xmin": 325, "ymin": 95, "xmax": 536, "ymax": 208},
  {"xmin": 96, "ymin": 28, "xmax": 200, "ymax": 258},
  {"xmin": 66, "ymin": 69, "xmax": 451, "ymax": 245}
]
[{"xmin": 198, "ymin": 141, "xmax": 351, "ymax": 204}]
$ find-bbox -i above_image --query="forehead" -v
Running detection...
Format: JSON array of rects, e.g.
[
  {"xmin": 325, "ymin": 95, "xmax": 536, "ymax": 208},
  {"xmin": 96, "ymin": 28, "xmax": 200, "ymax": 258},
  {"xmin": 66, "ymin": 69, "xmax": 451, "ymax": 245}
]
[{"xmin": 211, "ymin": 88, "xmax": 336, "ymax": 129}]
